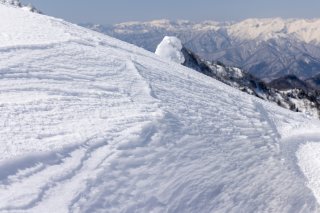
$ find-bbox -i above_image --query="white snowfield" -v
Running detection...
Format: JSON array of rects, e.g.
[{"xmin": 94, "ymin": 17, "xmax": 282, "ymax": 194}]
[{"xmin": 1, "ymin": 4, "xmax": 320, "ymax": 213}]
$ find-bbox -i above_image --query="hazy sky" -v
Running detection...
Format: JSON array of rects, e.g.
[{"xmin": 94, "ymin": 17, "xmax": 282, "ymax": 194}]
[{"xmin": 20, "ymin": 0, "xmax": 320, "ymax": 25}]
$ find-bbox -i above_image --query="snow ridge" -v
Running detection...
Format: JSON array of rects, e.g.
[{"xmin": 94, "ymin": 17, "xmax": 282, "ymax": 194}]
[{"xmin": 1, "ymin": 4, "xmax": 320, "ymax": 212}]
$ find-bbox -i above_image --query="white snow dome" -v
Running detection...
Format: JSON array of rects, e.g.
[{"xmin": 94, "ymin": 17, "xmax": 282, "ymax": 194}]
[{"xmin": 155, "ymin": 36, "xmax": 185, "ymax": 64}]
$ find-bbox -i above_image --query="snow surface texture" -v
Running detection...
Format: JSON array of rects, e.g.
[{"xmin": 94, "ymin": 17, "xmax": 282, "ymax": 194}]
[
  {"xmin": 1, "ymin": 4, "xmax": 320, "ymax": 213},
  {"xmin": 155, "ymin": 36, "xmax": 185, "ymax": 64}
]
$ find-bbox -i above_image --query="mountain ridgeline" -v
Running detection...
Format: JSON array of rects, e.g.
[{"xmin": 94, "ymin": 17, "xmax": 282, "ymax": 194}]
[{"xmin": 82, "ymin": 19, "xmax": 320, "ymax": 84}]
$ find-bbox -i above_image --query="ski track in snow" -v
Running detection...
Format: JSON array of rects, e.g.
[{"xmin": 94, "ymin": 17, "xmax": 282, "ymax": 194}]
[{"xmin": 1, "ymin": 4, "xmax": 320, "ymax": 213}]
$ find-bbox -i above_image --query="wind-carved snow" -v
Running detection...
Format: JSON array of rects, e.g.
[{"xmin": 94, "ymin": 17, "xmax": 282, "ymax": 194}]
[
  {"xmin": 1, "ymin": 4, "xmax": 320, "ymax": 213},
  {"xmin": 155, "ymin": 36, "xmax": 185, "ymax": 64},
  {"xmin": 297, "ymin": 143, "xmax": 320, "ymax": 202}
]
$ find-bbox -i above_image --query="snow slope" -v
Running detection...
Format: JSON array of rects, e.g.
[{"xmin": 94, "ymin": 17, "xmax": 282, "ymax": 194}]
[{"xmin": 1, "ymin": 4, "xmax": 320, "ymax": 213}]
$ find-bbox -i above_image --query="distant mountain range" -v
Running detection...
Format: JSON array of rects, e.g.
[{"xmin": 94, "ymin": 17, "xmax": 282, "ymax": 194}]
[{"xmin": 82, "ymin": 18, "xmax": 320, "ymax": 83}]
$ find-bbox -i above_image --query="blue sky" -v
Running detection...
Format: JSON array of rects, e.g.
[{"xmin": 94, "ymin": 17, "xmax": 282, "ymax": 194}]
[{"xmin": 21, "ymin": 0, "xmax": 320, "ymax": 24}]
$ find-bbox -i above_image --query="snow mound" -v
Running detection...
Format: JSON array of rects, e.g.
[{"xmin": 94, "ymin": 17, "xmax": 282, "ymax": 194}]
[
  {"xmin": 1, "ymin": 4, "xmax": 320, "ymax": 212},
  {"xmin": 155, "ymin": 36, "xmax": 185, "ymax": 64}
]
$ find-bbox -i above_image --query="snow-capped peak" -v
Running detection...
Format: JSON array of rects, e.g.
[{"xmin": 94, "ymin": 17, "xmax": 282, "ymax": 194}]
[
  {"xmin": 155, "ymin": 36, "xmax": 185, "ymax": 64},
  {"xmin": 226, "ymin": 18, "xmax": 320, "ymax": 43}
]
